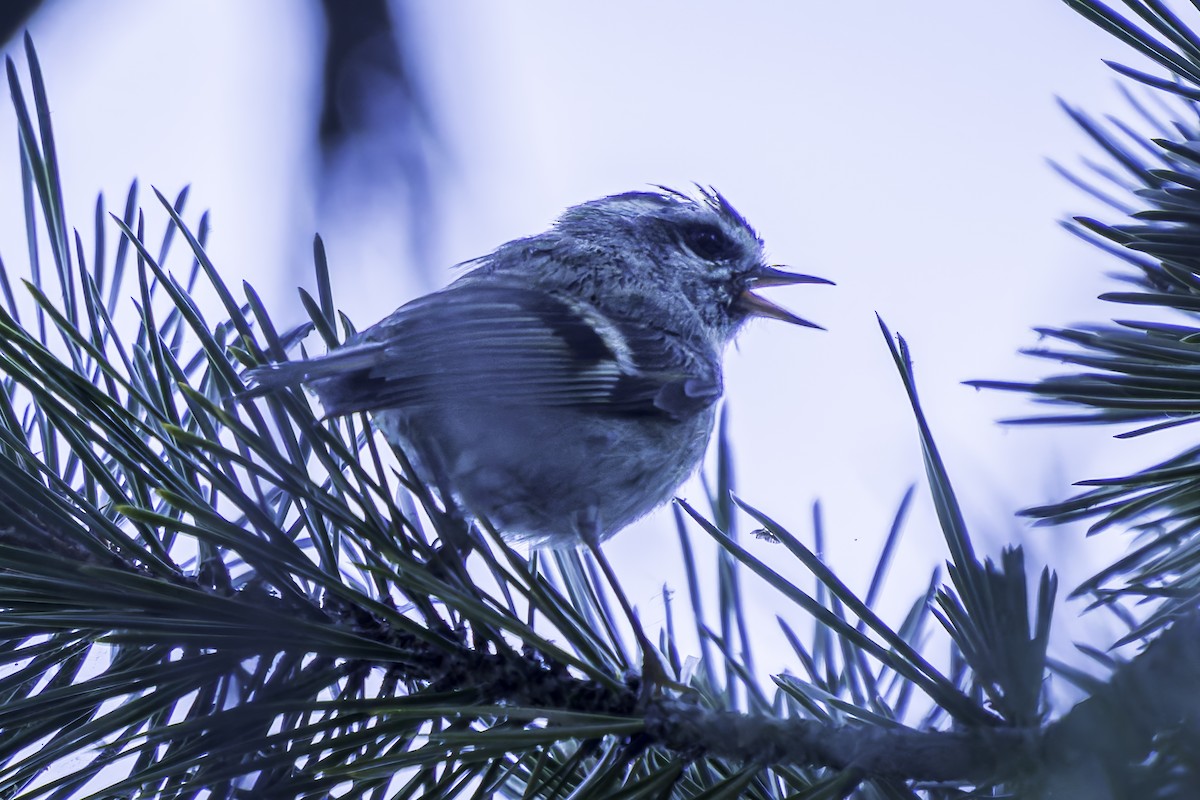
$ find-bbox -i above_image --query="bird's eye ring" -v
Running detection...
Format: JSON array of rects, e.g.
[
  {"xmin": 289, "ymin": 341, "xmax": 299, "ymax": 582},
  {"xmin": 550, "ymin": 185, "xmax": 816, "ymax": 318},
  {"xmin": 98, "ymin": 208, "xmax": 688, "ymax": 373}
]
[{"xmin": 679, "ymin": 222, "xmax": 737, "ymax": 262}]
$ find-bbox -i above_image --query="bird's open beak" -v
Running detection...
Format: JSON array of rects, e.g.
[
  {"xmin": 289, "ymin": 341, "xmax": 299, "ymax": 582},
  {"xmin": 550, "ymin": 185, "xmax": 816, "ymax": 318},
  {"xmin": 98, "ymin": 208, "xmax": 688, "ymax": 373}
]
[{"xmin": 737, "ymin": 266, "xmax": 833, "ymax": 330}]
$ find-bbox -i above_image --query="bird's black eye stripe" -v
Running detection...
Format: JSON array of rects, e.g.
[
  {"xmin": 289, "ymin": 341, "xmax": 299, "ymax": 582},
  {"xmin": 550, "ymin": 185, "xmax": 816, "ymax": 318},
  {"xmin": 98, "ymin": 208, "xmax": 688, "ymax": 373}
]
[{"xmin": 678, "ymin": 222, "xmax": 738, "ymax": 262}]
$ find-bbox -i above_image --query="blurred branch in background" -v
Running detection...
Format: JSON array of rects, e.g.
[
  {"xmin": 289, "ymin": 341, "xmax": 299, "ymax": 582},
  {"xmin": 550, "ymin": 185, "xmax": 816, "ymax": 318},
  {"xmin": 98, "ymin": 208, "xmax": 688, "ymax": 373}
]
[
  {"xmin": 0, "ymin": 1, "xmax": 41, "ymax": 43},
  {"xmin": 0, "ymin": 0, "xmax": 439, "ymax": 272},
  {"xmin": 315, "ymin": 0, "xmax": 439, "ymax": 269}
]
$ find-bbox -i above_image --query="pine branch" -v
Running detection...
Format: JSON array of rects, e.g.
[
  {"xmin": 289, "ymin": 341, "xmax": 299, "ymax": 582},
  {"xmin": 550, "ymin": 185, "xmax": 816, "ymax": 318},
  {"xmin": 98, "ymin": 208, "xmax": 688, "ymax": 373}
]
[
  {"xmin": 646, "ymin": 701, "xmax": 1034, "ymax": 783},
  {"xmin": 966, "ymin": 2, "xmax": 1200, "ymax": 625}
]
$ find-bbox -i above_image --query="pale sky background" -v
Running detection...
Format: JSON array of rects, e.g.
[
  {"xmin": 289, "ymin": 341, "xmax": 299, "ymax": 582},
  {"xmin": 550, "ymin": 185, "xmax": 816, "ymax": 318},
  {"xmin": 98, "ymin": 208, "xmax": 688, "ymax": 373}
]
[{"xmin": 1, "ymin": 1, "xmax": 1185, "ymax": 702}]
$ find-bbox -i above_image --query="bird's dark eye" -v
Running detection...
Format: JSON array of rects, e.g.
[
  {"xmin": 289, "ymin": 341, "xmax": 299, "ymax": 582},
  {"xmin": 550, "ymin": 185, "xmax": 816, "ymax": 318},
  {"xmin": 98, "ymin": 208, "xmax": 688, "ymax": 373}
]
[{"xmin": 679, "ymin": 223, "xmax": 738, "ymax": 262}]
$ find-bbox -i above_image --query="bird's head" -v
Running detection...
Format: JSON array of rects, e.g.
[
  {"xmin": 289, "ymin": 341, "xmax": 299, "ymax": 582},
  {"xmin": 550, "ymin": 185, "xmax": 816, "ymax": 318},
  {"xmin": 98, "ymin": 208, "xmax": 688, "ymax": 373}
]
[{"xmin": 548, "ymin": 186, "xmax": 832, "ymax": 346}]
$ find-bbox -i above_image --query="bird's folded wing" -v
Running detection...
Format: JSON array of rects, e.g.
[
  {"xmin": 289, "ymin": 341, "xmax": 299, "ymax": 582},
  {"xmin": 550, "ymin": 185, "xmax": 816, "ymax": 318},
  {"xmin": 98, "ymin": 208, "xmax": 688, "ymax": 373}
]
[{"xmin": 250, "ymin": 283, "xmax": 721, "ymax": 421}]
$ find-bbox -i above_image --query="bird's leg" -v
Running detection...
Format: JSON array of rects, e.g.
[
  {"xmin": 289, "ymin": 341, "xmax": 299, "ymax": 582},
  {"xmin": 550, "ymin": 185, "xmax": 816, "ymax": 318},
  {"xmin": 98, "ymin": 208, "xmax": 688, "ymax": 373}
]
[
  {"xmin": 400, "ymin": 443, "xmax": 476, "ymax": 561},
  {"xmin": 576, "ymin": 511, "xmax": 678, "ymax": 701}
]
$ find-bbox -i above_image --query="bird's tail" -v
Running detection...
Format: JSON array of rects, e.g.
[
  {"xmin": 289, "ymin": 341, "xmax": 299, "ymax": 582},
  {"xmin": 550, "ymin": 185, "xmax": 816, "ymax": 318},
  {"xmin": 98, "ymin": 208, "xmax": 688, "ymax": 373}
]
[
  {"xmin": 241, "ymin": 360, "xmax": 322, "ymax": 397},
  {"xmin": 241, "ymin": 342, "xmax": 386, "ymax": 402}
]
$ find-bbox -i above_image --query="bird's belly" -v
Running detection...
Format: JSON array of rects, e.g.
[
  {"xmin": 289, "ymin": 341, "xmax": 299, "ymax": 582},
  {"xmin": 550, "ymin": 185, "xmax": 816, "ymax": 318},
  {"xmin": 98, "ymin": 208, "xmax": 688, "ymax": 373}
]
[{"xmin": 376, "ymin": 404, "xmax": 715, "ymax": 546}]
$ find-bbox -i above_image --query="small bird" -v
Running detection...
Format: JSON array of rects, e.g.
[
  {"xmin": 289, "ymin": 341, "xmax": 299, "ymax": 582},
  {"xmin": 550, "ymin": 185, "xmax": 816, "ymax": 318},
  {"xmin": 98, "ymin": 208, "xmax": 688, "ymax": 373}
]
[{"xmin": 246, "ymin": 187, "xmax": 830, "ymax": 549}]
